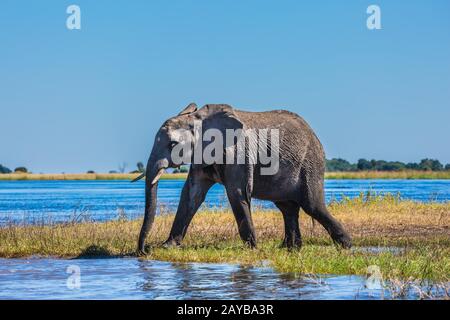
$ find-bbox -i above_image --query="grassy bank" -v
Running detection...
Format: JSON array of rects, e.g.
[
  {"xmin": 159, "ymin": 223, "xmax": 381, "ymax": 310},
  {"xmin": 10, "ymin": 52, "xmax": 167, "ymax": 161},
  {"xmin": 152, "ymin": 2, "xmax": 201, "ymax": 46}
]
[
  {"xmin": 0, "ymin": 195, "xmax": 448, "ymax": 282},
  {"xmin": 0, "ymin": 173, "xmax": 187, "ymax": 181},
  {"xmin": 325, "ymin": 170, "xmax": 450, "ymax": 180},
  {"xmin": 1, "ymin": 170, "xmax": 449, "ymax": 181}
]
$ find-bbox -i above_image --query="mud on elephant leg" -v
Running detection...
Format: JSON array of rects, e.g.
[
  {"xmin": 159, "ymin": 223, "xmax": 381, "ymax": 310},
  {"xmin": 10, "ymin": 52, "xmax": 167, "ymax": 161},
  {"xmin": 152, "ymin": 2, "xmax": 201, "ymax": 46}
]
[{"xmin": 275, "ymin": 201, "xmax": 302, "ymax": 250}]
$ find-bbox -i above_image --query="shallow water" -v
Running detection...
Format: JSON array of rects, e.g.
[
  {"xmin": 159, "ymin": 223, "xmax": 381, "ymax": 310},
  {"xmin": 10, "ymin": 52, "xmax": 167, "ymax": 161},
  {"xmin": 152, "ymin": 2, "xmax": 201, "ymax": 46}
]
[
  {"xmin": 0, "ymin": 179, "xmax": 448, "ymax": 225},
  {"xmin": 0, "ymin": 258, "xmax": 397, "ymax": 300}
]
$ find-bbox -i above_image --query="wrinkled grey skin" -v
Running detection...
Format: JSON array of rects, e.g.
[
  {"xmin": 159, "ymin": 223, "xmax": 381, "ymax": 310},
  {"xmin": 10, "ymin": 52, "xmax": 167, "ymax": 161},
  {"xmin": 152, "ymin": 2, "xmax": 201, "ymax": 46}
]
[{"xmin": 137, "ymin": 103, "xmax": 351, "ymax": 254}]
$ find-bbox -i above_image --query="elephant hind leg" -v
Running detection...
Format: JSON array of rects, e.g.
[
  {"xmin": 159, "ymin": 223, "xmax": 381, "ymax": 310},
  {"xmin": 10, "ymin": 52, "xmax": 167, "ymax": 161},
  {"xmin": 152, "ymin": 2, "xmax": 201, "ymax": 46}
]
[
  {"xmin": 301, "ymin": 201, "xmax": 351, "ymax": 248},
  {"xmin": 275, "ymin": 201, "xmax": 301, "ymax": 250},
  {"xmin": 299, "ymin": 173, "xmax": 352, "ymax": 248}
]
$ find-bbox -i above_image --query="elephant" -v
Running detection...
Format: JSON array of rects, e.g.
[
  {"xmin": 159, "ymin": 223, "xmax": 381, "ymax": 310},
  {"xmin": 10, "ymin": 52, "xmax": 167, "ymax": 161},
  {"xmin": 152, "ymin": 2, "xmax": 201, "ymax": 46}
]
[{"xmin": 134, "ymin": 103, "xmax": 351, "ymax": 254}]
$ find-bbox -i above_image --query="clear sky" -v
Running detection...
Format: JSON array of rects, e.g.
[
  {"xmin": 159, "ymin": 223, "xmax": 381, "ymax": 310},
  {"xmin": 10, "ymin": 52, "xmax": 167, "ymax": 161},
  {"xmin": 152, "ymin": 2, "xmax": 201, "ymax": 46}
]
[{"xmin": 1, "ymin": 0, "xmax": 449, "ymax": 173}]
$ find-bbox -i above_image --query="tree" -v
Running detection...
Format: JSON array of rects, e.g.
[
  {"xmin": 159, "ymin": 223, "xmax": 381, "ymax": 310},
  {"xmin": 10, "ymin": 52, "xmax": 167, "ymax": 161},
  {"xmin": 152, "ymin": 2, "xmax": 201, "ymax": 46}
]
[
  {"xmin": 86, "ymin": 170, "xmax": 95, "ymax": 174},
  {"xmin": 418, "ymin": 159, "xmax": 443, "ymax": 171},
  {"xmin": 370, "ymin": 160, "xmax": 406, "ymax": 171},
  {"xmin": 179, "ymin": 165, "xmax": 189, "ymax": 173},
  {"xmin": 0, "ymin": 164, "xmax": 12, "ymax": 174},
  {"xmin": 382, "ymin": 161, "xmax": 406, "ymax": 171},
  {"xmin": 326, "ymin": 158, "xmax": 355, "ymax": 171},
  {"xmin": 118, "ymin": 162, "xmax": 128, "ymax": 173},
  {"xmin": 355, "ymin": 159, "xmax": 407, "ymax": 171},
  {"xmin": 14, "ymin": 167, "xmax": 28, "ymax": 173},
  {"xmin": 406, "ymin": 162, "xmax": 420, "ymax": 170},
  {"xmin": 357, "ymin": 159, "xmax": 372, "ymax": 171},
  {"xmin": 173, "ymin": 165, "xmax": 189, "ymax": 174},
  {"xmin": 445, "ymin": 164, "xmax": 450, "ymax": 171}
]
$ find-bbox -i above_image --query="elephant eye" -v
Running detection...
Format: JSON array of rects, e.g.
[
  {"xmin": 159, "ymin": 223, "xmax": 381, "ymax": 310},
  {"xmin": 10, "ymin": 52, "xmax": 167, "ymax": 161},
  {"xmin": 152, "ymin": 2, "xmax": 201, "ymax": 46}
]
[{"xmin": 169, "ymin": 141, "xmax": 178, "ymax": 148}]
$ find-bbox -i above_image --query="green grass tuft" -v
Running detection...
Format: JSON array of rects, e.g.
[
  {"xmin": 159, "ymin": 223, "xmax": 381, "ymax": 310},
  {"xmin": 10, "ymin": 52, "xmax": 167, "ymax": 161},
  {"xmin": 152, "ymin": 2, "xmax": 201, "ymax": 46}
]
[{"xmin": 0, "ymin": 196, "xmax": 448, "ymax": 283}]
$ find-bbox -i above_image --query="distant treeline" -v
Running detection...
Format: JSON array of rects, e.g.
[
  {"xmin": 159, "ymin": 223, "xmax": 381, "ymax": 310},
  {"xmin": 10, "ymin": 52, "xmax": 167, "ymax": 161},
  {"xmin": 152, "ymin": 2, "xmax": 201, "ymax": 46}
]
[
  {"xmin": 2, "ymin": 158, "xmax": 449, "ymax": 175},
  {"xmin": 326, "ymin": 158, "xmax": 450, "ymax": 172},
  {"xmin": 0, "ymin": 165, "xmax": 27, "ymax": 174}
]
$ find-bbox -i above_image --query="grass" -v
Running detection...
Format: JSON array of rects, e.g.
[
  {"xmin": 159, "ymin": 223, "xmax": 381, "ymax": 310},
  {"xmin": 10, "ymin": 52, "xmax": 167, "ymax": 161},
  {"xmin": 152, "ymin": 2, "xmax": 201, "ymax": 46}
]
[
  {"xmin": 0, "ymin": 172, "xmax": 187, "ymax": 181},
  {"xmin": 325, "ymin": 170, "xmax": 450, "ymax": 180},
  {"xmin": 0, "ymin": 194, "xmax": 448, "ymax": 283},
  {"xmin": 1, "ymin": 170, "xmax": 449, "ymax": 181}
]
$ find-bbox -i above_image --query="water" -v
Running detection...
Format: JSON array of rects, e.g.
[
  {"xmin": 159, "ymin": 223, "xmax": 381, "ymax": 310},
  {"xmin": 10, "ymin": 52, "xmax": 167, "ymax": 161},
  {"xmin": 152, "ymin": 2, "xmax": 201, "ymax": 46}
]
[
  {"xmin": 0, "ymin": 258, "xmax": 410, "ymax": 300},
  {"xmin": 0, "ymin": 179, "xmax": 449, "ymax": 225},
  {"xmin": 1, "ymin": 180, "xmax": 447, "ymax": 300}
]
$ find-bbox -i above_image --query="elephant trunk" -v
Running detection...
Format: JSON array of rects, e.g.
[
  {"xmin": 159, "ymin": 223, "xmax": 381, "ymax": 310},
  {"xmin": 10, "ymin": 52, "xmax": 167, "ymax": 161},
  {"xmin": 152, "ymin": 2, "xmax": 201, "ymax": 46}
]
[{"xmin": 137, "ymin": 156, "xmax": 165, "ymax": 254}]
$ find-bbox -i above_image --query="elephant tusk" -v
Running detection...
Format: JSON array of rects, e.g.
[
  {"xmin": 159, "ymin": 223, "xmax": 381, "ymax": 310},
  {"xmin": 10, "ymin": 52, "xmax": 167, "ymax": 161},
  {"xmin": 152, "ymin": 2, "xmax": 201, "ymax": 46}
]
[
  {"xmin": 151, "ymin": 168, "xmax": 165, "ymax": 185},
  {"xmin": 131, "ymin": 172, "xmax": 145, "ymax": 183}
]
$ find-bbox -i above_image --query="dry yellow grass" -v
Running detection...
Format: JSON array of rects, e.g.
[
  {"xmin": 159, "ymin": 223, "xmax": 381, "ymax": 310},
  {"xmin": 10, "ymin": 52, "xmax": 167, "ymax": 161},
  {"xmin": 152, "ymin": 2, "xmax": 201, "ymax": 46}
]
[
  {"xmin": 325, "ymin": 170, "xmax": 450, "ymax": 179},
  {"xmin": 0, "ymin": 196, "xmax": 448, "ymax": 257},
  {"xmin": 0, "ymin": 172, "xmax": 187, "ymax": 181},
  {"xmin": 1, "ymin": 170, "xmax": 449, "ymax": 180},
  {"xmin": 0, "ymin": 196, "xmax": 448, "ymax": 281}
]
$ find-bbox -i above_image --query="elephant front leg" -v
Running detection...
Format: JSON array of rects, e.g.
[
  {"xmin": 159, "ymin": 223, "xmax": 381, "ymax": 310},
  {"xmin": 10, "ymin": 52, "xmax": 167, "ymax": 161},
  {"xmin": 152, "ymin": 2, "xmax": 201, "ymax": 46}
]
[
  {"xmin": 164, "ymin": 173, "xmax": 214, "ymax": 247},
  {"xmin": 226, "ymin": 189, "xmax": 257, "ymax": 248}
]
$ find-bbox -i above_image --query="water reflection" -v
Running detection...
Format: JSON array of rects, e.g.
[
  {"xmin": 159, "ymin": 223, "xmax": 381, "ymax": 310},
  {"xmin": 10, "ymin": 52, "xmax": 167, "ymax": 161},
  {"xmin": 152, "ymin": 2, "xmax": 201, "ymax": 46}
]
[
  {"xmin": 137, "ymin": 261, "xmax": 313, "ymax": 299},
  {"xmin": 0, "ymin": 258, "xmax": 399, "ymax": 300}
]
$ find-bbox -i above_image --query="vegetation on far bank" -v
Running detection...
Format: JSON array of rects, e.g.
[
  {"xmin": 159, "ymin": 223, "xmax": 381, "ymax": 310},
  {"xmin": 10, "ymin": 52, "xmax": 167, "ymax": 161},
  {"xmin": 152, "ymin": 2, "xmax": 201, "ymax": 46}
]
[
  {"xmin": 326, "ymin": 158, "xmax": 449, "ymax": 172},
  {"xmin": 0, "ymin": 172, "xmax": 188, "ymax": 181},
  {"xmin": 1, "ymin": 195, "xmax": 448, "ymax": 283},
  {"xmin": 324, "ymin": 170, "xmax": 450, "ymax": 179},
  {"xmin": 2, "ymin": 157, "xmax": 450, "ymax": 180},
  {"xmin": 1, "ymin": 170, "xmax": 450, "ymax": 181}
]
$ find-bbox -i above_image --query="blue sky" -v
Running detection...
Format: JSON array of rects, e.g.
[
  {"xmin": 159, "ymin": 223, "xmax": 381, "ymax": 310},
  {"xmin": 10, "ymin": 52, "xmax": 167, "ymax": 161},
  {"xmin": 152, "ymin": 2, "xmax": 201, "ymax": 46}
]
[{"xmin": 1, "ymin": 0, "xmax": 449, "ymax": 173}]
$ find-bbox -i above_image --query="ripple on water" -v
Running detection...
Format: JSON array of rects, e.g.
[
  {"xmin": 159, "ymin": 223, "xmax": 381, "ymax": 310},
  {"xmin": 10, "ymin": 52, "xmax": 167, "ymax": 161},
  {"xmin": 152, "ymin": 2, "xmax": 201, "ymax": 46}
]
[
  {"xmin": 0, "ymin": 179, "xmax": 449, "ymax": 225},
  {"xmin": 0, "ymin": 258, "xmax": 437, "ymax": 300}
]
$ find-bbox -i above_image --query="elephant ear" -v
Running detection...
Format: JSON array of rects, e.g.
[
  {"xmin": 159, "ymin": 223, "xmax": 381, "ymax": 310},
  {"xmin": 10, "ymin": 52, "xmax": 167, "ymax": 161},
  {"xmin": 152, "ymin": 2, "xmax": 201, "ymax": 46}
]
[
  {"xmin": 178, "ymin": 103, "xmax": 198, "ymax": 116},
  {"xmin": 196, "ymin": 104, "xmax": 243, "ymax": 139},
  {"xmin": 193, "ymin": 104, "xmax": 244, "ymax": 166}
]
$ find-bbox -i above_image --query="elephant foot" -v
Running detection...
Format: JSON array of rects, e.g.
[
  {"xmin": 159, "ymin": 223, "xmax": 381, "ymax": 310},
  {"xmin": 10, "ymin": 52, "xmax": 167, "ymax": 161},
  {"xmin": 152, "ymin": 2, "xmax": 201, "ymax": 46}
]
[
  {"xmin": 162, "ymin": 238, "xmax": 181, "ymax": 248},
  {"xmin": 243, "ymin": 238, "xmax": 257, "ymax": 249},
  {"xmin": 136, "ymin": 245, "xmax": 151, "ymax": 256},
  {"xmin": 331, "ymin": 231, "xmax": 352, "ymax": 249},
  {"xmin": 280, "ymin": 238, "xmax": 302, "ymax": 251}
]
